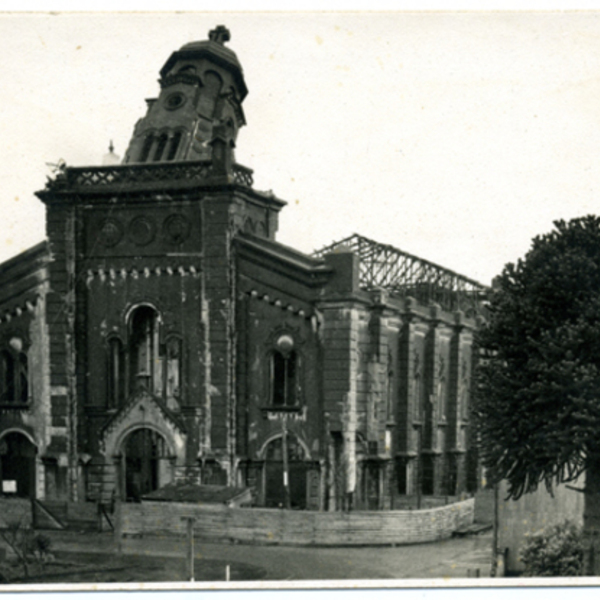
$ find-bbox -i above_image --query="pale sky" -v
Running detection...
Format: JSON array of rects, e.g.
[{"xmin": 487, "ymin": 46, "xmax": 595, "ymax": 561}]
[{"xmin": 2, "ymin": 11, "xmax": 600, "ymax": 285}]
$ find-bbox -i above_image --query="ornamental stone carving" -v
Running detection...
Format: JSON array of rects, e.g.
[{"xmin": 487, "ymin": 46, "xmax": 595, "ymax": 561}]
[
  {"xmin": 128, "ymin": 216, "xmax": 156, "ymax": 246},
  {"xmin": 98, "ymin": 218, "xmax": 124, "ymax": 248},
  {"xmin": 163, "ymin": 214, "xmax": 191, "ymax": 244}
]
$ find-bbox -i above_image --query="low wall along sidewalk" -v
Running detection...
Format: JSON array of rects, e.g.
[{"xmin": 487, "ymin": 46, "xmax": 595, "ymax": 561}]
[{"xmin": 121, "ymin": 498, "xmax": 474, "ymax": 546}]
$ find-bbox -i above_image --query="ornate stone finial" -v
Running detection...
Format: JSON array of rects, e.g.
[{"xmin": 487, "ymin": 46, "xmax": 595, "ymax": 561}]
[
  {"xmin": 109, "ymin": 140, "xmax": 114, "ymax": 153},
  {"xmin": 209, "ymin": 25, "xmax": 231, "ymax": 45}
]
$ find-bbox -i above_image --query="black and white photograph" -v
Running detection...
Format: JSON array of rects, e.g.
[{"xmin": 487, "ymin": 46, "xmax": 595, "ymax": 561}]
[{"xmin": 0, "ymin": 8, "xmax": 600, "ymax": 594}]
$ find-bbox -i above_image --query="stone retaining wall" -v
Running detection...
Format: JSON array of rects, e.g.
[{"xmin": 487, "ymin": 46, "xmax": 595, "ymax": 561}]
[{"xmin": 121, "ymin": 498, "xmax": 474, "ymax": 546}]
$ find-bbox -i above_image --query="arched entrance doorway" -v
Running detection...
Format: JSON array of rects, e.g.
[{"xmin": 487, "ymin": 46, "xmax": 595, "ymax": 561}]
[
  {"xmin": 122, "ymin": 428, "xmax": 169, "ymax": 501},
  {"xmin": 264, "ymin": 434, "xmax": 307, "ymax": 509},
  {"xmin": 0, "ymin": 432, "xmax": 36, "ymax": 498}
]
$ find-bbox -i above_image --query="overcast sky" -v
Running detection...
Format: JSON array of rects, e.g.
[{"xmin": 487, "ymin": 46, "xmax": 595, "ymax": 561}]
[{"xmin": 2, "ymin": 11, "xmax": 600, "ymax": 285}]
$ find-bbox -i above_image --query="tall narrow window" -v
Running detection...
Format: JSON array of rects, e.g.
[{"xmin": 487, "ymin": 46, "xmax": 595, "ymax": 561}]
[
  {"xmin": 152, "ymin": 133, "xmax": 168, "ymax": 162},
  {"xmin": 165, "ymin": 337, "xmax": 182, "ymax": 400},
  {"xmin": 386, "ymin": 350, "xmax": 394, "ymax": 422},
  {"xmin": 0, "ymin": 341, "xmax": 28, "ymax": 405},
  {"xmin": 129, "ymin": 306, "xmax": 159, "ymax": 393},
  {"xmin": 437, "ymin": 353, "xmax": 446, "ymax": 420},
  {"xmin": 0, "ymin": 351, "xmax": 14, "ymax": 404},
  {"xmin": 107, "ymin": 337, "xmax": 125, "ymax": 409},
  {"xmin": 459, "ymin": 356, "xmax": 470, "ymax": 421},
  {"xmin": 139, "ymin": 134, "xmax": 154, "ymax": 163},
  {"xmin": 271, "ymin": 334, "xmax": 297, "ymax": 407},
  {"xmin": 422, "ymin": 455, "xmax": 435, "ymax": 496},
  {"xmin": 18, "ymin": 353, "xmax": 28, "ymax": 405},
  {"xmin": 166, "ymin": 131, "xmax": 182, "ymax": 161},
  {"xmin": 198, "ymin": 70, "xmax": 223, "ymax": 119},
  {"xmin": 412, "ymin": 348, "xmax": 422, "ymax": 421}
]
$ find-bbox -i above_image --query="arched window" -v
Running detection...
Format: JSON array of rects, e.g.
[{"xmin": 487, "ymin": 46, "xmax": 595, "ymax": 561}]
[
  {"xmin": 0, "ymin": 338, "xmax": 28, "ymax": 406},
  {"xmin": 270, "ymin": 334, "xmax": 297, "ymax": 407},
  {"xmin": 203, "ymin": 71, "xmax": 223, "ymax": 100},
  {"xmin": 129, "ymin": 306, "xmax": 160, "ymax": 394},
  {"xmin": 107, "ymin": 337, "xmax": 125, "ymax": 409}
]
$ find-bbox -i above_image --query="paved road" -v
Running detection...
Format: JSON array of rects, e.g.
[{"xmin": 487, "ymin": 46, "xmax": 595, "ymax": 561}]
[{"xmin": 46, "ymin": 528, "xmax": 494, "ymax": 581}]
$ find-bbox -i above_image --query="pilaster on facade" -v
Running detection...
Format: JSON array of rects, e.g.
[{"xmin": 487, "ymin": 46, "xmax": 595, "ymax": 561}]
[
  {"xmin": 45, "ymin": 203, "xmax": 80, "ymax": 502},
  {"xmin": 321, "ymin": 303, "xmax": 363, "ymax": 508}
]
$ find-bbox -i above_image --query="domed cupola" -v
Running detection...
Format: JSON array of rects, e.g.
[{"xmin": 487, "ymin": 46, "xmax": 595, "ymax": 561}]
[{"xmin": 123, "ymin": 26, "xmax": 247, "ymax": 164}]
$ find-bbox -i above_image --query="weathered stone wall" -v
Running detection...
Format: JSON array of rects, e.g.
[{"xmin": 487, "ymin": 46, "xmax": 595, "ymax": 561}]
[
  {"xmin": 497, "ymin": 478, "xmax": 584, "ymax": 574},
  {"xmin": 317, "ymin": 278, "xmax": 479, "ymax": 511},
  {"xmin": 121, "ymin": 497, "xmax": 474, "ymax": 546}
]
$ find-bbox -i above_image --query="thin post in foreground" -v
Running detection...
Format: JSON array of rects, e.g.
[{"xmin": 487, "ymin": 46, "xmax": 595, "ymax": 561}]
[{"xmin": 181, "ymin": 516, "xmax": 196, "ymax": 582}]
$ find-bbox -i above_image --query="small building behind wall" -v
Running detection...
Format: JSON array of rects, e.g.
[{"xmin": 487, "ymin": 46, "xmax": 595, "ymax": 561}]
[{"xmin": 0, "ymin": 26, "xmax": 486, "ymax": 511}]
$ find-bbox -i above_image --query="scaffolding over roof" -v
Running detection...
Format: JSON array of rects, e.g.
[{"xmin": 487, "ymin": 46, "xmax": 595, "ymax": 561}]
[{"xmin": 314, "ymin": 234, "xmax": 488, "ymax": 315}]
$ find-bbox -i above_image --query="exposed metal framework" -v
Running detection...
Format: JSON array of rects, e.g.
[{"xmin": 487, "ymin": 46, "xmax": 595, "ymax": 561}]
[{"xmin": 314, "ymin": 234, "xmax": 487, "ymax": 315}]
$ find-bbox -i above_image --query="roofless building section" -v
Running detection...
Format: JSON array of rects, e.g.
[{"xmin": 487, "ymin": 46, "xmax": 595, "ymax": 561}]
[{"xmin": 315, "ymin": 234, "xmax": 487, "ymax": 315}]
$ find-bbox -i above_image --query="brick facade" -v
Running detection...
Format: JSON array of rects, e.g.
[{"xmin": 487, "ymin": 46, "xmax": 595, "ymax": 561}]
[{"xmin": 0, "ymin": 27, "xmax": 484, "ymax": 512}]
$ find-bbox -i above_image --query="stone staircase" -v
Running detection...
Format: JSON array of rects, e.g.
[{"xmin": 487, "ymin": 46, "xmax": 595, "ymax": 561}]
[{"xmin": 33, "ymin": 500, "xmax": 113, "ymax": 532}]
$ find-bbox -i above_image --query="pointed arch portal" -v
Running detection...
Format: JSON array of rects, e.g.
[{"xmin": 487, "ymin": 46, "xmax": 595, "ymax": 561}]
[{"xmin": 122, "ymin": 428, "xmax": 169, "ymax": 501}]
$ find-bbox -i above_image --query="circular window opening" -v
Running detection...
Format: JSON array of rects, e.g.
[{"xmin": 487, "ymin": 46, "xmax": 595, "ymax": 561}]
[{"xmin": 165, "ymin": 92, "xmax": 186, "ymax": 111}]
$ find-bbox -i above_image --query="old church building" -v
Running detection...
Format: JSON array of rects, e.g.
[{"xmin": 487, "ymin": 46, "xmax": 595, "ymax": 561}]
[{"xmin": 0, "ymin": 26, "xmax": 486, "ymax": 511}]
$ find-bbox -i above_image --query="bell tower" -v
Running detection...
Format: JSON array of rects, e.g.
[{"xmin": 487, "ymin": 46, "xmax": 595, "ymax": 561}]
[
  {"xmin": 123, "ymin": 25, "xmax": 247, "ymax": 164},
  {"xmin": 37, "ymin": 26, "xmax": 286, "ymax": 499}
]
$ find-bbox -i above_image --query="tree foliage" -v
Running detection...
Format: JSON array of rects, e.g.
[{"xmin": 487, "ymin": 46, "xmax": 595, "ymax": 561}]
[
  {"xmin": 520, "ymin": 520, "xmax": 584, "ymax": 577},
  {"xmin": 475, "ymin": 216, "xmax": 600, "ymax": 499}
]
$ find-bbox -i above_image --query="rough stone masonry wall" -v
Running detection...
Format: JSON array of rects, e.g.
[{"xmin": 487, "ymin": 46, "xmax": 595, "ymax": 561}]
[{"xmin": 121, "ymin": 498, "xmax": 474, "ymax": 546}]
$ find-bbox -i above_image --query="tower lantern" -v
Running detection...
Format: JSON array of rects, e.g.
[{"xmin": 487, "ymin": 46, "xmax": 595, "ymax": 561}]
[{"xmin": 123, "ymin": 26, "xmax": 247, "ymax": 165}]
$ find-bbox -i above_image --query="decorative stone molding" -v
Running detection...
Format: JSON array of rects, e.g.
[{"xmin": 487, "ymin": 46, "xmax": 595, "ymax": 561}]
[
  {"xmin": 128, "ymin": 216, "xmax": 157, "ymax": 246},
  {"xmin": 0, "ymin": 295, "xmax": 39, "ymax": 326},
  {"xmin": 163, "ymin": 214, "xmax": 191, "ymax": 244},
  {"xmin": 86, "ymin": 265, "xmax": 200, "ymax": 286},
  {"xmin": 99, "ymin": 386, "xmax": 187, "ymax": 460},
  {"xmin": 246, "ymin": 289, "xmax": 310, "ymax": 319}
]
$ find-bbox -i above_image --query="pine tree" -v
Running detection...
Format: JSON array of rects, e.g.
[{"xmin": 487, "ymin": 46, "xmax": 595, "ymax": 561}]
[{"xmin": 476, "ymin": 215, "xmax": 600, "ymax": 575}]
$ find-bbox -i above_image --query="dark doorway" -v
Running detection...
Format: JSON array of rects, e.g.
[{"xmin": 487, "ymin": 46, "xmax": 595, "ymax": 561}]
[
  {"xmin": 264, "ymin": 435, "xmax": 307, "ymax": 509},
  {"xmin": 0, "ymin": 432, "xmax": 36, "ymax": 498},
  {"xmin": 123, "ymin": 428, "xmax": 166, "ymax": 501},
  {"xmin": 363, "ymin": 461, "xmax": 380, "ymax": 510}
]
